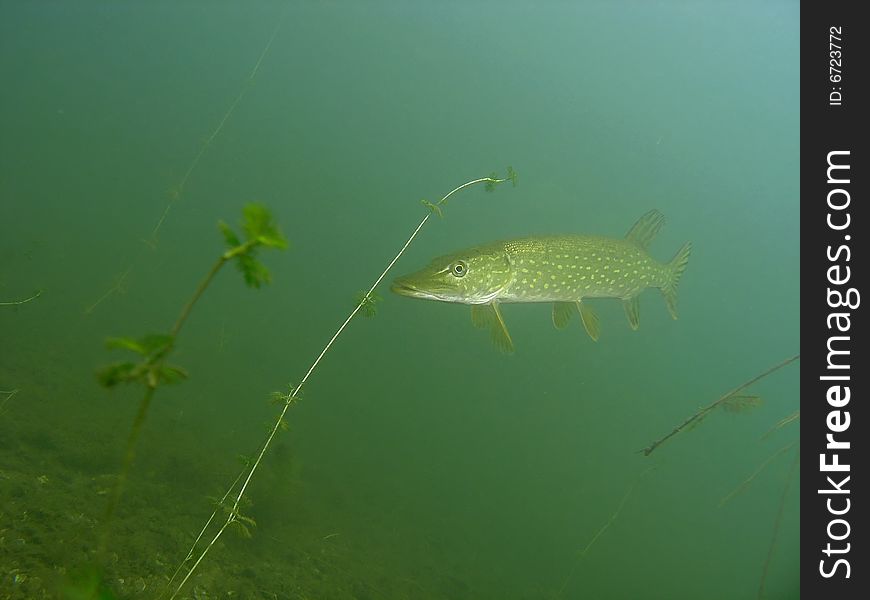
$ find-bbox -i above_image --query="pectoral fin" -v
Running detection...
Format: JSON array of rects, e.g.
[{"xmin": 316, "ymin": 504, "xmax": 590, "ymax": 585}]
[
  {"xmin": 470, "ymin": 304, "xmax": 489, "ymax": 329},
  {"xmin": 623, "ymin": 297, "xmax": 640, "ymax": 330},
  {"xmin": 552, "ymin": 302, "xmax": 575, "ymax": 330},
  {"xmin": 470, "ymin": 303, "xmax": 515, "ymax": 353},
  {"xmin": 576, "ymin": 301, "xmax": 600, "ymax": 341}
]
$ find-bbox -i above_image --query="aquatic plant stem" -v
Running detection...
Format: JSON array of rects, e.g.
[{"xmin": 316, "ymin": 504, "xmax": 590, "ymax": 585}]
[
  {"xmin": 150, "ymin": 12, "xmax": 286, "ymax": 241},
  {"xmin": 168, "ymin": 174, "xmax": 510, "ymax": 599},
  {"xmin": 100, "ymin": 240, "xmax": 256, "ymax": 555},
  {"xmin": 556, "ymin": 466, "xmax": 655, "ymax": 598},
  {"xmin": 100, "ymin": 386, "xmax": 156, "ymax": 544},
  {"xmin": 718, "ymin": 441, "xmax": 796, "ymax": 508},
  {"xmin": 758, "ymin": 446, "xmax": 799, "ymax": 599},
  {"xmin": 761, "ymin": 409, "xmax": 800, "ymax": 441},
  {"xmin": 85, "ymin": 267, "xmax": 131, "ymax": 314},
  {"xmin": 161, "ymin": 468, "xmax": 248, "ymax": 598},
  {"xmin": 0, "ymin": 389, "xmax": 19, "ymax": 416},
  {"xmin": 171, "ymin": 242, "xmax": 252, "ymax": 337},
  {"xmin": 640, "ymin": 354, "xmax": 800, "ymax": 456},
  {"xmin": 0, "ymin": 289, "xmax": 42, "ymax": 306},
  {"xmin": 85, "ymin": 10, "xmax": 285, "ymax": 315}
]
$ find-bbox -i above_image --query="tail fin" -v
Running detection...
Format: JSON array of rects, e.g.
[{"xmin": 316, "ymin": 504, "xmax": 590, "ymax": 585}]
[{"xmin": 661, "ymin": 242, "xmax": 691, "ymax": 319}]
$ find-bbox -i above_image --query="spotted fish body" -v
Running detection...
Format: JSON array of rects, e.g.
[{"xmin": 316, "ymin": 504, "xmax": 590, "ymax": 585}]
[
  {"xmin": 391, "ymin": 210, "xmax": 691, "ymax": 351},
  {"xmin": 494, "ymin": 236, "xmax": 669, "ymax": 302}
]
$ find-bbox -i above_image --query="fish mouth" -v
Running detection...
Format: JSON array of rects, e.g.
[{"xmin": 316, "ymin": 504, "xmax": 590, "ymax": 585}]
[
  {"xmin": 390, "ymin": 277, "xmax": 444, "ymax": 301},
  {"xmin": 390, "ymin": 277, "xmax": 425, "ymax": 297}
]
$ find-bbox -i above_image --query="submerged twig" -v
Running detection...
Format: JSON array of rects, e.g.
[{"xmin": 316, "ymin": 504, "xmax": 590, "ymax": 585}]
[
  {"xmin": 761, "ymin": 410, "xmax": 800, "ymax": 441},
  {"xmin": 718, "ymin": 442, "xmax": 796, "ymax": 508},
  {"xmin": 758, "ymin": 446, "xmax": 799, "ymax": 599},
  {"xmin": 556, "ymin": 467, "xmax": 655, "ymax": 597},
  {"xmin": 0, "ymin": 389, "xmax": 19, "ymax": 415},
  {"xmin": 0, "ymin": 289, "xmax": 42, "ymax": 307},
  {"xmin": 148, "ymin": 10, "xmax": 286, "ymax": 242},
  {"xmin": 85, "ymin": 268, "xmax": 131, "ymax": 314},
  {"xmin": 640, "ymin": 354, "xmax": 799, "ymax": 456},
  {"xmin": 86, "ymin": 7, "xmax": 285, "ymax": 320}
]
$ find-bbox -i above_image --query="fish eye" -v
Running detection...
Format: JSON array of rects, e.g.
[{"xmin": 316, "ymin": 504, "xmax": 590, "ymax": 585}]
[{"xmin": 452, "ymin": 261, "xmax": 467, "ymax": 277}]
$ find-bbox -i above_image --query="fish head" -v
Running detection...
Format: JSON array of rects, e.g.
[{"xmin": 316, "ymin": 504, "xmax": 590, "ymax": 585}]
[{"xmin": 391, "ymin": 245, "xmax": 513, "ymax": 304}]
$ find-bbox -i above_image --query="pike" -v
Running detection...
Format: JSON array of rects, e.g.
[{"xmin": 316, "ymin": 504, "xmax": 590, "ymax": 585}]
[{"xmin": 391, "ymin": 210, "xmax": 691, "ymax": 352}]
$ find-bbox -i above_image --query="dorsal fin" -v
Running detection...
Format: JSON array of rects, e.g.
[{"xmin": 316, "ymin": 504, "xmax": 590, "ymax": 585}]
[{"xmin": 625, "ymin": 210, "xmax": 665, "ymax": 249}]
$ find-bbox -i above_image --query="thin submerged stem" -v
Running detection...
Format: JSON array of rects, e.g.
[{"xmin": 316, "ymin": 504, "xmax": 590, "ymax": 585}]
[
  {"xmin": 85, "ymin": 267, "xmax": 131, "ymax": 315},
  {"xmin": 556, "ymin": 467, "xmax": 655, "ymax": 598},
  {"xmin": 1, "ymin": 289, "xmax": 42, "ymax": 307},
  {"xmin": 160, "ymin": 467, "xmax": 248, "ymax": 599},
  {"xmin": 85, "ymin": 10, "xmax": 285, "ymax": 318},
  {"xmin": 718, "ymin": 442, "xmax": 796, "ymax": 508},
  {"xmin": 761, "ymin": 409, "xmax": 800, "ymax": 441},
  {"xmin": 149, "ymin": 12, "xmax": 287, "ymax": 242},
  {"xmin": 171, "ymin": 249, "xmax": 238, "ymax": 337},
  {"xmin": 640, "ymin": 354, "xmax": 800, "ymax": 456},
  {"xmin": 758, "ymin": 446, "xmax": 799, "ymax": 599},
  {"xmin": 167, "ymin": 173, "xmax": 512, "ymax": 600},
  {"xmin": 0, "ymin": 389, "xmax": 19, "ymax": 416},
  {"xmin": 99, "ymin": 385, "xmax": 156, "ymax": 554}
]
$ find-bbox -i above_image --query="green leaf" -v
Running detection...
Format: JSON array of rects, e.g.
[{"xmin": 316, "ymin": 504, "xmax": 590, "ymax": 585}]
[
  {"xmin": 139, "ymin": 334, "xmax": 174, "ymax": 355},
  {"xmin": 97, "ymin": 362, "xmax": 141, "ymax": 388},
  {"xmin": 354, "ymin": 290, "xmax": 382, "ymax": 317},
  {"xmin": 484, "ymin": 172, "xmax": 500, "ymax": 192},
  {"xmin": 105, "ymin": 334, "xmax": 173, "ymax": 357},
  {"xmin": 222, "ymin": 204, "xmax": 287, "ymax": 287},
  {"xmin": 421, "ymin": 199, "xmax": 443, "ymax": 218},
  {"xmin": 235, "ymin": 512, "xmax": 257, "ymax": 529},
  {"xmin": 156, "ymin": 364, "xmax": 188, "ymax": 385},
  {"xmin": 231, "ymin": 521, "xmax": 252, "ymax": 538},
  {"xmin": 235, "ymin": 252, "xmax": 272, "ymax": 288},
  {"xmin": 257, "ymin": 233, "xmax": 288, "ymax": 249},
  {"xmin": 506, "ymin": 165, "xmax": 518, "ymax": 187},
  {"xmin": 230, "ymin": 518, "xmax": 254, "ymax": 539},
  {"xmin": 242, "ymin": 203, "xmax": 288, "ymax": 249},
  {"xmin": 105, "ymin": 337, "xmax": 146, "ymax": 355},
  {"xmin": 270, "ymin": 391, "xmax": 288, "ymax": 405},
  {"xmin": 219, "ymin": 220, "xmax": 241, "ymax": 248},
  {"xmin": 270, "ymin": 382, "xmax": 300, "ymax": 405}
]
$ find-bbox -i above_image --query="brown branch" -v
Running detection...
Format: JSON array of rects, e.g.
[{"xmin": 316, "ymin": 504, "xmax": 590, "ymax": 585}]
[{"xmin": 640, "ymin": 354, "xmax": 799, "ymax": 456}]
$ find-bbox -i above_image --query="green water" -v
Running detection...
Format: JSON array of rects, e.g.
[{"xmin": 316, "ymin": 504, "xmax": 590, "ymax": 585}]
[{"xmin": 0, "ymin": 1, "xmax": 799, "ymax": 599}]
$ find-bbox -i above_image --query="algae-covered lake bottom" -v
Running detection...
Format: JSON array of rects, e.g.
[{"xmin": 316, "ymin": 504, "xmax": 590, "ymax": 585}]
[{"xmin": 1, "ymin": 1, "xmax": 798, "ymax": 598}]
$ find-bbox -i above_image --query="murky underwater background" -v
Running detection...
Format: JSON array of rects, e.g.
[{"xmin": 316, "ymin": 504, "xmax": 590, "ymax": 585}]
[{"xmin": 1, "ymin": 1, "xmax": 799, "ymax": 598}]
